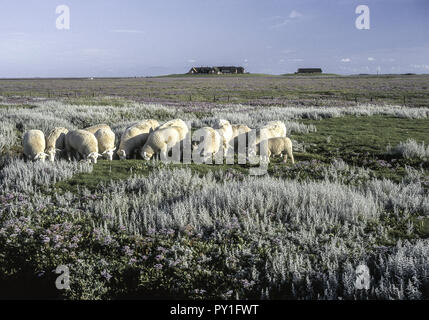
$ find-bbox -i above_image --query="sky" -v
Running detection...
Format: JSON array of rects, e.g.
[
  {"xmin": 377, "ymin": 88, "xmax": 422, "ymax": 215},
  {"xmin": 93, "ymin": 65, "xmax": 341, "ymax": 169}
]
[{"xmin": 0, "ymin": 0, "xmax": 428, "ymax": 77}]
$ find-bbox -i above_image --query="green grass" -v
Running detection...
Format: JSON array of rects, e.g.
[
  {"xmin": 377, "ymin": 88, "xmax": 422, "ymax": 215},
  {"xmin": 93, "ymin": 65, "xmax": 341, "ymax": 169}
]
[
  {"xmin": 2, "ymin": 75, "xmax": 429, "ymax": 106},
  {"xmin": 294, "ymin": 115, "xmax": 429, "ymax": 156},
  {"xmin": 55, "ymin": 159, "xmax": 254, "ymax": 192},
  {"xmin": 415, "ymin": 217, "xmax": 429, "ymax": 238},
  {"xmin": 55, "ymin": 160, "xmax": 152, "ymax": 192}
]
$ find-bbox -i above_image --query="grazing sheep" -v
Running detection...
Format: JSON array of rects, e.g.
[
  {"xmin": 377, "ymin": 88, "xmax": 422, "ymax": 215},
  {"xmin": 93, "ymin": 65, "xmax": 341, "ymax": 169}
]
[
  {"xmin": 192, "ymin": 127, "xmax": 222, "ymax": 163},
  {"xmin": 65, "ymin": 130, "xmax": 101, "ymax": 164},
  {"xmin": 213, "ymin": 119, "xmax": 233, "ymax": 152},
  {"xmin": 266, "ymin": 121, "xmax": 287, "ymax": 138},
  {"xmin": 116, "ymin": 119, "xmax": 159, "ymax": 160},
  {"xmin": 84, "ymin": 124, "xmax": 111, "ymax": 135},
  {"xmin": 23, "ymin": 130, "xmax": 48, "ymax": 162},
  {"xmin": 231, "ymin": 124, "xmax": 251, "ymax": 139},
  {"xmin": 256, "ymin": 137, "xmax": 294, "ymax": 164},
  {"xmin": 45, "ymin": 127, "xmax": 69, "ymax": 162},
  {"xmin": 94, "ymin": 127, "xmax": 116, "ymax": 161},
  {"xmin": 158, "ymin": 119, "xmax": 189, "ymax": 139},
  {"xmin": 247, "ymin": 121, "xmax": 287, "ymax": 154},
  {"xmin": 231, "ymin": 124, "xmax": 252, "ymax": 154},
  {"xmin": 140, "ymin": 126, "xmax": 186, "ymax": 160}
]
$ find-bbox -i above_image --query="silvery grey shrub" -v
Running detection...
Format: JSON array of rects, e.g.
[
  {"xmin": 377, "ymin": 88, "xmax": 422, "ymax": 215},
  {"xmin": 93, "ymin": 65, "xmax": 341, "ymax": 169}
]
[
  {"xmin": 388, "ymin": 139, "xmax": 429, "ymax": 160},
  {"xmin": 1, "ymin": 158, "xmax": 428, "ymax": 299},
  {"xmin": 0, "ymin": 158, "xmax": 93, "ymax": 193},
  {"xmin": 0, "ymin": 121, "xmax": 16, "ymax": 153}
]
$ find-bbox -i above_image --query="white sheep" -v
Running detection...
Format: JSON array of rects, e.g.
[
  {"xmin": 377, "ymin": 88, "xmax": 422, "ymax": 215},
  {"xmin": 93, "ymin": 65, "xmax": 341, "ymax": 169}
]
[
  {"xmin": 231, "ymin": 124, "xmax": 251, "ymax": 139},
  {"xmin": 140, "ymin": 126, "xmax": 186, "ymax": 160},
  {"xmin": 248, "ymin": 121, "xmax": 287, "ymax": 151},
  {"xmin": 117, "ymin": 119, "xmax": 160, "ymax": 160},
  {"xmin": 266, "ymin": 121, "xmax": 287, "ymax": 138},
  {"xmin": 94, "ymin": 127, "xmax": 116, "ymax": 161},
  {"xmin": 213, "ymin": 119, "xmax": 233, "ymax": 152},
  {"xmin": 23, "ymin": 130, "xmax": 48, "ymax": 162},
  {"xmin": 192, "ymin": 127, "xmax": 222, "ymax": 163},
  {"xmin": 158, "ymin": 119, "xmax": 189, "ymax": 139},
  {"xmin": 231, "ymin": 124, "xmax": 252, "ymax": 154},
  {"xmin": 84, "ymin": 123, "xmax": 111, "ymax": 135},
  {"xmin": 45, "ymin": 127, "xmax": 69, "ymax": 162},
  {"xmin": 65, "ymin": 129, "xmax": 101, "ymax": 164},
  {"xmin": 256, "ymin": 137, "xmax": 294, "ymax": 164}
]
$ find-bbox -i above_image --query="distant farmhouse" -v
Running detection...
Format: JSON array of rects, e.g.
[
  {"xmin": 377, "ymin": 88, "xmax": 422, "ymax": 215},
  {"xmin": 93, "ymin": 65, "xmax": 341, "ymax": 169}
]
[
  {"xmin": 295, "ymin": 68, "xmax": 323, "ymax": 74},
  {"xmin": 188, "ymin": 66, "xmax": 245, "ymax": 75}
]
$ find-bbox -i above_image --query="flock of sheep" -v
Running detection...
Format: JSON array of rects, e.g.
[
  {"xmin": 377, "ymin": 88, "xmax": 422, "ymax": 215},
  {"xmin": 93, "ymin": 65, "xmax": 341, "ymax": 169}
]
[{"xmin": 22, "ymin": 119, "xmax": 294, "ymax": 165}]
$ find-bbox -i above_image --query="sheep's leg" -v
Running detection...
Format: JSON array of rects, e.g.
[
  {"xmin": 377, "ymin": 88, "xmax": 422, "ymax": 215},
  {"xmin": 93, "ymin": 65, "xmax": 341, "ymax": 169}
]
[
  {"xmin": 160, "ymin": 146, "xmax": 167, "ymax": 161},
  {"xmin": 286, "ymin": 147, "xmax": 294, "ymax": 164},
  {"xmin": 283, "ymin": 154, "xmax": 288, "ymax": 163}
]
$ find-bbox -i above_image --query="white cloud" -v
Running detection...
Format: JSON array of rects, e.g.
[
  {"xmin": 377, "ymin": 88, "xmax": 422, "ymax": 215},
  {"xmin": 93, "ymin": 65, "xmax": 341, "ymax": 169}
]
[
  {"xmin": 289, "ymin": 10, "xmax": 303, "ymax": 19},
  {"xmin": 187, "ymin": 59, "xmax": 196, "ymax": 63},
  {"xmin": 111, "ymin": 29, "xmax": 144, "ymax": 34},
  {"xmin": 289, "ymin": 58, "xmax": 304, "ymax": 62},
  {"xmin": 341, "ymin": 58, "xmax": 351, "ymax": 63},
  {"xmin": 368, "ymin": 57, "xmax": 375, "ymax": 61},
  {"xmin": 271, "ymin": 10, "xmax": 303, "ymax": 28},
  {"xmin": 411, "ymin": 64, "xmax": 429, "ymax": 70}
]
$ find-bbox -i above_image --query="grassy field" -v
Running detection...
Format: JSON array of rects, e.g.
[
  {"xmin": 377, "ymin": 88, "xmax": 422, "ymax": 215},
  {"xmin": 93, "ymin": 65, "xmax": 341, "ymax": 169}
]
[
  {"xmin": 0, "ymin": 76, "xmax": 429, "ymax": 300},
  {"xmin": 1, "ymin": 74, "xmax": 429, "ymax": 107}
]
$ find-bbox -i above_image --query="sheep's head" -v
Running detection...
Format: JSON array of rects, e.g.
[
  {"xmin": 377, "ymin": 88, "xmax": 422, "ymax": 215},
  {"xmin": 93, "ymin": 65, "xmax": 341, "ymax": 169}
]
[
  {"xmin": 117, "ymin": 149, "xmax": 127, "ymax": 160},
  {"xmin": 215, "ymin": 119, "xmax": 230, "ymax": 130},
  {"xmin": 102, "ymin": 147, "xmax": 116, "ymax": 161},
  {"xmin": 87, "ymin": 152, "xmax": 102, "ymax": 164},
  {"xmin": 142, "ymin": 151, "xmax": 152, "ymax": 161},
  {"xmin": 140, "ymin": 146, "xmax": 154, "ymax": 161},
  {"xmin": 46, "ymin": 146, "xmax": 62, "ymax": 162},
  {"xmin": 34, "ymin": 152, "xmax": 49, "ymax": 162}
]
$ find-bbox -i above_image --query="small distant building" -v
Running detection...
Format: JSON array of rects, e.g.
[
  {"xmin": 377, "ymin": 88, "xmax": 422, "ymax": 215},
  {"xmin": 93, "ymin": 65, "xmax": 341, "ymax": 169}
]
[
  {"xmin": 295, "ymin": 68, "xmax": 322, "ymax": 74},
  {"xmin": 188, "ymin": 66, "xmax": 245, "ymax": 75},
  {"xmin": 188, "ymin": 67, "xmax": 214, "ymax": 74}
]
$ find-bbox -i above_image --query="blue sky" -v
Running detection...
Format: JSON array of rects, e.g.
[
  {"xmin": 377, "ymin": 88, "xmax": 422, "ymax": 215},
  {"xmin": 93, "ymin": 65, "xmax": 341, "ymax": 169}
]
[{"xmin": 0, "ymin": 0, "xmax": 428, "ymax": 77}]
